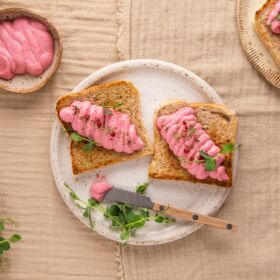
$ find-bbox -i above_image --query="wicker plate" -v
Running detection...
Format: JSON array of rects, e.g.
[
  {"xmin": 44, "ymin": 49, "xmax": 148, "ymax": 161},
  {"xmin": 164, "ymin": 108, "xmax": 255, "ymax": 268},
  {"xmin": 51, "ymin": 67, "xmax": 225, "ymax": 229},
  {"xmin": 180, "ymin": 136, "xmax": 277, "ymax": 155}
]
[{"xmin": 237, "ymin": 0, "xmax": 280, "ymax": 88}]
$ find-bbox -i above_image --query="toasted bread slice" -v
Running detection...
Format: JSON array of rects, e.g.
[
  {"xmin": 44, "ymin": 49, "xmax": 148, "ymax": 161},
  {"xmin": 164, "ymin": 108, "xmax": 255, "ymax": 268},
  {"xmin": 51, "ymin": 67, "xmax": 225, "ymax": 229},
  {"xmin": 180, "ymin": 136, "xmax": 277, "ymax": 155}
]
[
  {"xmin": 149, "ymin": 101, "xmax": 238, "ymax": 188},
  {"xmin": 56, "ymin": 80, "xmax": 154, "ymax": 174},
  {"xmin": 254, "ymin": 0, "xmax": 280, "ymax": 68},
  {"xmin": 0, "ymin": 8, "xmax": 62, "ymax": 94}
]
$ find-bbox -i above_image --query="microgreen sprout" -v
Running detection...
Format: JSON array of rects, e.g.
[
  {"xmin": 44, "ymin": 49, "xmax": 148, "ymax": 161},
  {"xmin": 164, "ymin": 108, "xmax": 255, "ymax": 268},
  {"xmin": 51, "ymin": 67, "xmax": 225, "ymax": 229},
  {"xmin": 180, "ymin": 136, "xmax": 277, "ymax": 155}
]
[
  {"xmin": 221, "ymin": 143, "xmax": 242, "ymax": 154},
  {"xmin": 0, "ymin": 218, "xmax": 21, "ymax": 257},
  {"xmin": 70, "ymin": 132, "xmax": 96, "ymax": 152},
  {"xmin": 182, "ymin": 143, "xmax": 242, "ymax": 172},
  {"xmin": 136, "ymin": 182, "xmax": 149, "ymax": 194}
]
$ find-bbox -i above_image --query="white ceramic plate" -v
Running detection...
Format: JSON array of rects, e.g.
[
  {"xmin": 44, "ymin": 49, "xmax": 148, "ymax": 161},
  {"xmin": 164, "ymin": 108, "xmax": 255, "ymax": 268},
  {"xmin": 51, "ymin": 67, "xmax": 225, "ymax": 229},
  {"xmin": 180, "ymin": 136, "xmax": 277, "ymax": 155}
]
[{"xmin": 50, "ymin": 59, "xmax": 237, "ymax": 245}]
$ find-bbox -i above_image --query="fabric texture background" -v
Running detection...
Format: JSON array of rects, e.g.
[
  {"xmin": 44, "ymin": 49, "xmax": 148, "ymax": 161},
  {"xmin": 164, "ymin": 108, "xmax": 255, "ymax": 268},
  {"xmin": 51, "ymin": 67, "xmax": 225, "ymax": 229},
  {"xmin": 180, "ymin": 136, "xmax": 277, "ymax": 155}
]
[
  {"xmin": 0, "ymin": 1, "xmax": 120, "ymax": 279},
  {"xmin": 1, "ymin": 0, "xmax": 280, "ymax": 279},
  {"xmin": 117, "ymin": 0, "xmax": 280, "ymax": 279}
]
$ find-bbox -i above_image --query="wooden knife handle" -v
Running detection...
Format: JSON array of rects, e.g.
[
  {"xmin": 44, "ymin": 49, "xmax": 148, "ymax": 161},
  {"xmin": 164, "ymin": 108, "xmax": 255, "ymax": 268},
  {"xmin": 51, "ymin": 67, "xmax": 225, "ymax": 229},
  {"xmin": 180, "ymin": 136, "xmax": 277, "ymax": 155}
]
[{"xmin": 153, "ymin": 203, "xmax": 238, "ymax": 232}]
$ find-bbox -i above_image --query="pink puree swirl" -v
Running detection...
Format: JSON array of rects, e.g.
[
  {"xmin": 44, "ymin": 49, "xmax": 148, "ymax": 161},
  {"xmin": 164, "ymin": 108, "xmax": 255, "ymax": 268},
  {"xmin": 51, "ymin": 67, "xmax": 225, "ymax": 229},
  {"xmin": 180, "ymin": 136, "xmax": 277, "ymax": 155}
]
[
  {"xmin": 90, "ymin": 181, "xmax": 112, "ymax": 202},
  {"xmin": 59, "ymin": 100, "xmax": 145, "ymax": 154},
  {"xmin": 157, "ymin": 107, "xmax": 229, "ymax": 181},
  {"xmin": 0, "ymin": 17, "xmax": 54, "ymax": 80},
  {"xmin": 266, "ymin": 2, "xmax": 280, "ymax": 34}
]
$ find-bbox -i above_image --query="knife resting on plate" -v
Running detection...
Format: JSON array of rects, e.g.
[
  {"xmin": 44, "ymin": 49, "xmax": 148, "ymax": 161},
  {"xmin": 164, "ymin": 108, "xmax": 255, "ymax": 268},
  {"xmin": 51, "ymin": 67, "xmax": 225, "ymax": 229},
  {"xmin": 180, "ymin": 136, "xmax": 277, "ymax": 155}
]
[{"xmin": 103, "ymin": 187, "xmax": 238, "ymax": 232}]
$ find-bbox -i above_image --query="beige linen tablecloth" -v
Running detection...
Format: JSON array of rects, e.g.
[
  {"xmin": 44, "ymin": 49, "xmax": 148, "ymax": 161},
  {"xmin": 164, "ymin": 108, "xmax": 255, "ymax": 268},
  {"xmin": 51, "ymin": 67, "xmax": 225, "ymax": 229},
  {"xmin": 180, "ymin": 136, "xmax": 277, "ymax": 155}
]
[
  {"xmin": 117, "ymin": 0, "xmax": 280, "ymax": 279},
  {"xmin": 0, "ymin": 1, "xmax": 120, "ymax": 279},
  {"xmin": 1, "ymin": 0, "xmax": 280, "ymax": 279}
]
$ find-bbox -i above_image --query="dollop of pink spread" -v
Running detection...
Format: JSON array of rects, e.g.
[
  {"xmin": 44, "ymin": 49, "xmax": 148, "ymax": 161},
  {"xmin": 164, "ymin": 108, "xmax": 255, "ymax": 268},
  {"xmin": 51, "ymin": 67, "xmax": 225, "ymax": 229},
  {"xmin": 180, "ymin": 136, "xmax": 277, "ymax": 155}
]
[
  {"xmin": 0, "ymin": 17, "xmax": 54, "ymax": 80},
  {"xmin": 90, "ymin": 181, "xmax": 112, "ymax": 202},
  {"xmin": 157, "ymin": 107, "xmax": 229, "ymax": 181},
  {"xmin": 267, "ymin": 2, "xmax": 280, "ymax": 34},
  {"xmin": 59, "ymin": 100, "xmax": 145, "ymax": 154}
]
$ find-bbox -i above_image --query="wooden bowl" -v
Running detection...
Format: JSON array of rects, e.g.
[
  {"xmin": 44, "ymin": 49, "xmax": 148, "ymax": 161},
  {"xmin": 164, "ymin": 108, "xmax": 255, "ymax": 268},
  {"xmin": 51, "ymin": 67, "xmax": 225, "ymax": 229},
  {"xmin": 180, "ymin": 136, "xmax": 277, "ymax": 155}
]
[{"xmin": 0, "ymin": 8, "xmax": 63, "ymax": 94}]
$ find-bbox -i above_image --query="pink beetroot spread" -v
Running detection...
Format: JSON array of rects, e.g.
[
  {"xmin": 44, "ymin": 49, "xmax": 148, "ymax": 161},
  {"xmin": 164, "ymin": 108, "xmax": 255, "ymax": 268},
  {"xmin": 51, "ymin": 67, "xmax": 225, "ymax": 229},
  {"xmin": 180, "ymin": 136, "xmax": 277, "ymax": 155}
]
[
  {"xmin": 0, "ymin": 17, "xmax": 54, "ymax": 80},
  {"xmin": 59, "ymin": 100, "xmax": 145, "ymax": 154},
  {"xmin": 267, "ymin": 2, "xmax": 280, "ymax": 34},
  {"xmin": 157, "ymin": 107, "xmax": 229, "ymax": 181},
  {"xmin": 90, "ymin": 181, "xmax": 112, "ymax": 202}
]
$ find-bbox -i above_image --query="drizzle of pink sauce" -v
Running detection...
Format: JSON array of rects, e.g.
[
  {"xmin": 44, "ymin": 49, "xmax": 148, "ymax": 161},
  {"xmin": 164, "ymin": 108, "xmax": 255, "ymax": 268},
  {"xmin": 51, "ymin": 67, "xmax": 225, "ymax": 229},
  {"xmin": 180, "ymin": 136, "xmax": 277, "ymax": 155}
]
[
  {"xmin": 157, "ymin": 107, "xmax": 229, "ymax": 181},
  {"xmin": 59, "ymin": 100, "xmax": 145, "ymax": 154},
  {"xmin": 0, "ymin": 17, "xmax": 54, "ymax": 80},
  {"xmin": 267, "ymin": 2, "xmax": 280, "ymax": 34},
  {"xmin": 90, "ymin": 181, "xmax": 112, "ymax": 202}
]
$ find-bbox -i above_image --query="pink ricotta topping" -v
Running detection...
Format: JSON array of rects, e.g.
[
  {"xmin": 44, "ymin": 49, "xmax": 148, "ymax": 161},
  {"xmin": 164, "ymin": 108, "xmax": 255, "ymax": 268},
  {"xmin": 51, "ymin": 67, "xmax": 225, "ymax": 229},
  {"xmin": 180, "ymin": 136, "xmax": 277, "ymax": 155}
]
[
  {"xmin": 157, "ymin": 107, "xmax": 229, "ymax": 181},
  {"xmin": 90, "ymin": 181, "xmax": 112, "ymax": 202},
  {"xmin": 59, "ymin": 100, "xmax": 145, "ymax": 154},
  {"xmin": 0, "ymin": 17, "xmax": 54, "ymax": 80},
  {"xmin": 266, "ymin": 2, "xmax": 280, "ymax": 34}
]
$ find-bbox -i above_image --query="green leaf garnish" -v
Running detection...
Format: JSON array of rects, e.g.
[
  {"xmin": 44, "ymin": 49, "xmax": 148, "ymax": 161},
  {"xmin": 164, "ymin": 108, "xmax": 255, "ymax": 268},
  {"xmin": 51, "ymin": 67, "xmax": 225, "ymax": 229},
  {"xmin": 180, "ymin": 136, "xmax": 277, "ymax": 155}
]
[
  {"xmin": 204, "ymin": 158, "xmax": 216, "ymax": 171},
  {"xmin": 221, "ymin": 143, "xmax": 242, "ymax": 154},
  {"xmin": 0, "ymin": 238, "xmax": 10, "ymax": 251},
  {"xmin": 136, "ymin": 182, "xmax": 149, "ymax": 194},
  {"xmin": 82, "ymin": 140, "xmax": 96, "ymax": 151},
  {"xmin": 9, "ymin": 234, "xmax": 21, "ymax": 243},
  {"xmin": 70, "ymin": 132, "xmax": 96, "ymax": 151},
  {"xmin": 88, "ymin": 198, "xmax": 98, "ymax": 207},
  {"xmin": 120, "ymin": 231, "xmax": 129, "ymax": 241},
  {"xmin": 66, "ymin": 127, "xmax": 74, "ymax": 133},
  {"xmin": 70, "ymin": 132, "xmax": 83, "ymax": 142},
  {"xmin": 155, "ymin": 215, "xmax": 164, "ymax": 223},
  {"xmin": 277, "ymin": 14, "xmax": 280, "ymax": 21},
  {"xmin": 199, "ymin": 150, "xmax": 217, "ymax": 171},
  {"xmin": 69, "ymin": 191, "xmax": 78, "ymax": 201},
  {"xmin": 83, "ymin": 208, "xmax": 89, "ymax": 218},
  {"xmin": 0, "ymin": 219, "xmax": 21, "ymax": 257}
]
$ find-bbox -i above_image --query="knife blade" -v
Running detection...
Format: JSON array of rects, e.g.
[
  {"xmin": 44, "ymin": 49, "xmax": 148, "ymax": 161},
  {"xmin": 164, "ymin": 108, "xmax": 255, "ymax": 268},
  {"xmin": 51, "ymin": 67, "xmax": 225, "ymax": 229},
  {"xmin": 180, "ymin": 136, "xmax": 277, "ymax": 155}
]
[{"xmin": 103, "ymin": 187, "xmax": 154, "ymax": 209}]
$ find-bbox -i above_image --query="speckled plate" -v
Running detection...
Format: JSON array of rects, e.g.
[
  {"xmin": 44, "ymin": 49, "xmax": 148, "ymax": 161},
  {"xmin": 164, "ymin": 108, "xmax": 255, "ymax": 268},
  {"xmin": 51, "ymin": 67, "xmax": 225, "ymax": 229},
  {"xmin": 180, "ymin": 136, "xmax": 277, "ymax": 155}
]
[
  {"xmin": 237, "ymin": 0, "xmax": 280, "ymax": 88},
  {"xmin": 50, "ymin": 59, "xmax": 237, "ymax": 245}
]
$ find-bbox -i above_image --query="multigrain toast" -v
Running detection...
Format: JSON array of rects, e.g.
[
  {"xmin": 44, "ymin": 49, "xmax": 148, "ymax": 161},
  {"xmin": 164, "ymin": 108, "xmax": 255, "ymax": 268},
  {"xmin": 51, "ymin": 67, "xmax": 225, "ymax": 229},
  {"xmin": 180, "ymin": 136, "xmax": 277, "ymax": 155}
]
[
  {"xmin": 255, "ymin": 0, "xmax": 280, "ymax": 67},
  {"xmin": 56, "ymin": 81, "xmax": 154, "ymax": 174},
  {"xmin": 149, "ymin": 101, "xmax": 238, "ymax": 188}
]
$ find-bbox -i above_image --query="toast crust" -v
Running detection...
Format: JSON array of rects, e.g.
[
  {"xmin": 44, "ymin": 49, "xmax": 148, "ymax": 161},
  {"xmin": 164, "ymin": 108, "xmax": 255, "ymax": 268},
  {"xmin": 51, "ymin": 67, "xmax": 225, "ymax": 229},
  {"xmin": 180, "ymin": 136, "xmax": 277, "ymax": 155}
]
[
  {"xmin": 0, "ymin": 8, "xmax": 62, "ymax": 94},
  {"xmin": 56, "ymin": 80, "xmax": 154, "ymax": 174},
  {"xmin": 148, "ymin": 101, "xmax": 238, "ymax": 188},
  {"xmin": 254, "ymin": 0, "xmax": 280, "ymax": 68}
]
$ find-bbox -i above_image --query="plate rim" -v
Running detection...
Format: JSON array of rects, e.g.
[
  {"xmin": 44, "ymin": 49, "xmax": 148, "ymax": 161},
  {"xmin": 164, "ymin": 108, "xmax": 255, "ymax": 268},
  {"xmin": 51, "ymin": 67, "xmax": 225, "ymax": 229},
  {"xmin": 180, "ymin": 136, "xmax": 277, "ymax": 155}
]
[
  {"xmin": 50, "ymin": 59, "xmax": 235, "ymax": 245},
  {"xmin": 237, "ymin": 0, "xmax": 280, "ymax": 89}
]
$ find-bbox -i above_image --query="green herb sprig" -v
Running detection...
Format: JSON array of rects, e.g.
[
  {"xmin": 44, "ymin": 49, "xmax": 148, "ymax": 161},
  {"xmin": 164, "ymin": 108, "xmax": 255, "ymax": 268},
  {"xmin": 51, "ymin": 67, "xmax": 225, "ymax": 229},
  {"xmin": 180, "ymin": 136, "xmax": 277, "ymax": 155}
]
[
  {"xmin": 136, "ymin": 182, "xmax": 149, "ymax": 194},
  {"xmin": 70, "ymin": 132, "xmax": 97, "ymax": 152},
  {"xmin": 64, "ymin": 183, "xmax": 175, "ymax": 243},
  {"xmin": 0, "ymin": 219, "xmax": 21, "ymax": 257},
  {"xmin": 186, "ymin": 143, "xmax": 242, "ymax": 172}
]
